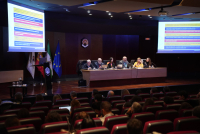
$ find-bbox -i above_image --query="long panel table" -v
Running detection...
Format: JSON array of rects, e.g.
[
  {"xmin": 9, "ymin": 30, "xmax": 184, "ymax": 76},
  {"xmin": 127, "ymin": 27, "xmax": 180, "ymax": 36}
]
[{"xmin": 82, "ymin": 67, "xmax": 167, "ymax": 87}]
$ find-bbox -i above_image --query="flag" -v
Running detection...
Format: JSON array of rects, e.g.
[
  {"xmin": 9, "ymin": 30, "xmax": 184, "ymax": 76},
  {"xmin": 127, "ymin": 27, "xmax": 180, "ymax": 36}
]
[
  {"xmin": 46, "ymin": 41, "xmax": 53, "ymax": 78},
  {"xmin": 35, "ymin": 52, "xmax": 45, "ymax": 78},
  {"xmin": 27, "ymin": 52, "xmax": 35, "ymax": 79},
  {"xmin": 53, "ymin": 41, "xmax": 62, "ymax": 77}
]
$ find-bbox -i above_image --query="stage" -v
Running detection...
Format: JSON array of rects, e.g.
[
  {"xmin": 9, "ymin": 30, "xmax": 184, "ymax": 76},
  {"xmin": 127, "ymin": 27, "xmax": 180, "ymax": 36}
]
[{"xmin": 0, "ymin": 78, "xmax": 200, "ymax": 100}]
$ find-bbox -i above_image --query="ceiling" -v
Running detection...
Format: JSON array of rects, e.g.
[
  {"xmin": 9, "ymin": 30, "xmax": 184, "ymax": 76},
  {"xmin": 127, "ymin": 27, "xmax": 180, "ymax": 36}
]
[{"xmin": 7, "ymin": 0, "xmax": 200, "ymax": 21}]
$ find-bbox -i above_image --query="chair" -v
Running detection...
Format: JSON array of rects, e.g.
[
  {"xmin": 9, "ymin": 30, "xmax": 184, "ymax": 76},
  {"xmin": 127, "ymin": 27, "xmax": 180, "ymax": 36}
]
[
  {"xmin": 73, "ymin": 111, "xmax": 96, "ymax": 120},
  {"xmin": 138, "ymin": 101, "xmax": 145, "ymax": 106},
  {"xmin": 174, "ymin": 99, "xmax": 185, "ymax": 104},
  {"xmin": 14, "ymin": 102, "xmax": 32, "ymax": 110},
  {"xmin": 131, "ymin": 112, "xmax": 155, "ymax": 125},
  {"xmin": 51, "ymin": 104, "xmax": 69, "ymax": 109},
  {"xmin": 111, "ymin": 100, "xmax": 125, "ymax": 107},
  {"xmin": 19, "ymin": 117, "xmax": 42, "ymax": 132},
  {"xmin": 123, "ymin": 95, "xmax": 135, "ymax": 102},
  {"xmin": 138, "ymin": 93, "xmax": 150, "ymax": 100},
  {"xmin": 186, "ymin": 98, "xmax": 199, "ymax": 107},
  {"xmin": 165, "ymin": 92, "xmax": 177, "ymax": 97},
  {"xmin": 114, "ymin": 103, "xmax": 125, "ymax": 113},
  {"xmin": 80, "ymin": 103, "xmax": 90, "ymax": 107},
  {"xmin": 156, "ymin": 110, "xmax": 179, "ymax": 122},
  {"xmin": 54, "ymin": 99, "xmax": 70, "ymax": 105},
  {"xmin": 143, "ymin": 119, "xmax": 173, "ymax": 134},
  {"xmin": 29, "ymin": 110, "xmax": 45, "ymax": 123},
  {"xmin": 6, "ymin": 124, "xmax": 36, "ymax": 134},
  {"xmin": 152, "ymin": 93, "xmax": 164, "ymax": 98},
  {"xmin": 49, "ymin": 109, "xmax": 69, "ymax": 114},
  {"xmin": 174, "ymin": 116, "xmax": 200, "ymax": 132},
  {"xmin": 0, "ymin": 114, "xmax": 17, "ymax": 121},
  {"xmin": 173, "ymin": 96, "xmax": 180, "ymax": 100},
  {"xmin": 110, "ymin": 123, "xmax": 127, "ymax": 134},
  {"xmin": 33, "ymin": 100, "xmax": 52, "ymax": 109},
  {"xmin": 154, "ymin": 100, "xmax": 164, "ymax": 106},
  {"xmin": 39, "ymin": 121, "xmax": 70, "ymax": 134},
  {"xmin": 74, "ymin": 118, "xmax": 102, "ymax": 129},
  {"xmin": 179, "ymin": 109, "xmax": 193, "ymax": 117},
  {"xmin": 75, "ymin": 97, "xmax": 89, "ymax": 103},
  {"xmin": 165, "ymin": 103, "xmax": 181, "ymax": 111},
  {"xmin": 107, "ymin": 96, "xmax": 122, "ymax": 102},
  {"xmin": 143, "ymin": 105, "xmax": 163, "ymax": 114},
  {"xmin": 189, "ymin": 94, "xmax": 197, "ymax": 98},
  {"xmin": 4, "ymin": 108, "xmax": 21, "ymax": 114},
  {"xmin": 103, "ymin": 115, "xmax": 129, "ymax": 132},
  {"xmin": 111, "ymin": 108, "xmax": 120, "ymax": 115},
  {"xmin": 167, "ymin": 131, "xmax": 199, "ymax": 134},
  {"xmin": 60, "ymin": 113, "xmax": 70, "ymax": 121},
  {"xmin": 30, "ymin": 106, "xmax": 49, "ymax": 115},
  {"xmin": 121, "ymin": 107, "xmax": 129, "ymax": 114},
  {"xmin": 71, "ymin": 107, "xmax": 93, "ymax": 118},
  {"xmin": 76, "ymin": 127, "xmax": 109, "ymax": 134}
]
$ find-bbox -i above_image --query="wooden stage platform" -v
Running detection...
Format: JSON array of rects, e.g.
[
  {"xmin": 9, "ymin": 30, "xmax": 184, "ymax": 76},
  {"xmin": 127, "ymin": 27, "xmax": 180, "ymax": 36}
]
[{"xmin": 0, "ymin": 78, "xmax": 200, "ymax": 99}]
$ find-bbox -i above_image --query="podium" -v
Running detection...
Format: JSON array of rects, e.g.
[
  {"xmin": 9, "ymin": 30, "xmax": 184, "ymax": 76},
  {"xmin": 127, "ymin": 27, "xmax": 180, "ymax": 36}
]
[{"xmin": 34, "ymin": 62, "xmax": 52, "ymax": 95}]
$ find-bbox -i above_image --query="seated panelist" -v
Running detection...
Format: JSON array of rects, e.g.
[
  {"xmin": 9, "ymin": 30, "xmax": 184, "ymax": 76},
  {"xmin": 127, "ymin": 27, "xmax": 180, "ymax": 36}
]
[
  {"xmin": 94, "ymin": 58, "xmax": 105, "ymax": 69},
  {"xmin": 107, "ymin": 57, "xmax": 115, "ymax": 68},
  {"xmin": 144, "ymin": 57, "xmax": 155, "ymax": 68},
  {"xmin": 82, "ymin": 59, "xmax": 94, "ymax": 70},
  {"xmin": 118, "ymin": 56, "xmax": 129, "ymax": 68},
  {"xmin": 133, "ymin": 57, "xmax": 143, "ymax": 68}
]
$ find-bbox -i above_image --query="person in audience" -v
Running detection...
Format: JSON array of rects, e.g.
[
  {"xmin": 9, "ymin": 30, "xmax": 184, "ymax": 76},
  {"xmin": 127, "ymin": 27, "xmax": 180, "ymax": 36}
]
[
  {"xmin": 94, "ymin": 58, "xmax": 105, "ymax": 69},
  {"xmin": 70, "ymin": 91, "xmax": 77, "ymax": 100},
  {"xmin": 163, "ymin": 96, "xmax": 174, "ymax": 105},
  {"xmin": 129, "ymin": 96, "xmax": 142, "ymax": 104},
  {"xmin": 125, "ymin": 102, "xmax": 142, "ymax": 117},
  {"xmin": 133, "ymin": 57, "xmax": 143, "ymax": 68},
  {"xmin": 5, "ymin": 117, "xmax": 21, "ymax": 128},
  {"xmin": 45, "ymin": 111, "xmax": 62, "ymax": 123},
  {"xmin": 92, "ymin": 94, "xmax": 102, "ymax": 114},
  {"xmin": 163, "ymin": 86, "xmax": 171, "ymax": 93},
  {"xmin": 14, "ymin": 92, "xmax": 23, "ymax": 104},
  {"xmin": 127, "ymin": 119, "xmax": 143, "ymax": 134},
  {"xmin": 118, "ymin": 56, "xmax": 129, "ymax": 68},
  {"xmin": 70, "ymin": 99, "xmax": 81, "ymax": 115},
  {"xmin": 121, "ymin": 89, "xmax": 130, "ymax": 98},
  {"xmin": 81, "ymin": 117, "xmax": 96, "ymax": 129},
  {"xmin": 150, "ymin": 87, "xmax": 158, "ymax": 95},
  {"xmin": 100, "ymin": 101, "xmax": 114, "ymax": 125},
  {"xmin": 107, "ymin": 90, "xmax": 114, "ymax": 97},
  {"xmin": 107, "ymin": 57, "xmax": 115, "ymax": 68},
  {"xmin": 143, "ymin": 98, "xmax": 154, "ymax": 111},
  {"xmin": 82, "ymin": 59, "xmax": 94, "ymax": 70},
  {"xmin": 143, "ymin": 57, "xmax": 155, "ymax": 68},
  {"xmin": 123, "ymin": 102, "xmax": 132, "ymax": 109},
  {"xmin": 17, "ymin": 108, "xmax": 30, "ymax": 119},
  {"xmin": 135, "ymin": 89, "xmax": 142, "ymax": 95},
  {"xmin": 92, "ymin": 89, "xmax": 99, "ymax": 98},
  {"xmin": 179, "ymin": 90, "xmax": 188, "ymax": 100},
  {"xmin": 35, "ymin": 94, "xmax": 44, "ymax": 101},
  {"xmin": 53, "ymin": 94, "xmax": 62, "ymax": 104},
  {"xmin": 73, "ymin": 111, "xmax": 90, "ymax": 128},
  {"xmin": 193, "ymin": 106, "xmax": 200, "ymax": 118},
  {"xmin": 179, "ymin": 102, "xmax": 193, "ymax": 113}
]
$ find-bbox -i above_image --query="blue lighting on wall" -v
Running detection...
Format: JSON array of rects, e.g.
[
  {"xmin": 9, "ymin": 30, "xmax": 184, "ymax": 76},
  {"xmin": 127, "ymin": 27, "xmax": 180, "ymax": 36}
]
[{"xmin": 128, "ymin": 8, "xmax": 151, "ymax": 13}]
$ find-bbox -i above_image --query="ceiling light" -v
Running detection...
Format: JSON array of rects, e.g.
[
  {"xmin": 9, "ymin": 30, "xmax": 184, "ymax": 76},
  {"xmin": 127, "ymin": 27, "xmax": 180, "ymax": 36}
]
[
  {"xmin": 148, "ymin": 15, "xmax": 150, "ymax": 16},
  {"xmin": 111, "ymin": 16, "xmax": 113, "ymax": 17},
  {"xmin": 149, "ymin": 17, "xmax": 152, "ymax": 18},
  {"xmin": 89, "ymin": 14, "xmax": 92, "ymax": 15},
  {"xmin": 108, "ymin": 12, "xmax": 111, "ymax": 15},
  {"xmin": 129, "ymin": 15, "xmax": 131, "ymax": 18},
  {"xmin": 130, "ymin": 18, "xmax": 132, "ymax": 19},
  {"xmin": 106, "ymin": 11, "xmax": 109, "ymax": 12},
  {"xmin": 158, "ymin": 7, "xmax": 168, "ymax": 16},
  {"xmin": 87, "ymin": 10, "xmax": 90, "ymax": 13}
]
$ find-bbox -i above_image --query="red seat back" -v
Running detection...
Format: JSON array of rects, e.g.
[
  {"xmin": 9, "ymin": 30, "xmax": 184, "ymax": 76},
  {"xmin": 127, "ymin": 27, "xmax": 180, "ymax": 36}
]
[
  {"xmin": 111, "ymin": 100, "xmax": 125, "ymax": 107},
  {"xmin": 74, "ymin": 118, "xmax": 102, "ymax": 129},
  {"xmin": 0, "ymin": 114, "xmax": 17, "ymax": 121},
  {"xmin": 110, "ymin": 123, "xmax": 127, "ymax": 134},
  {"xmin": 131, "ymin": 112, "xmax": 155, "ymax": 125},
  {"xmin": 107, "ymin": 96, "xmax": 121, "ymax": 102},
  {"xmin": 33, "ymin": 100, "xmax": 52, "ymax": 109},
  {"xmin": 111, "ymin": 108, "xmax": 120, "ymax": 115},
  {"xmin": 54, "ymin": 99, "xmax": 70, "ymax": 105},
  {"xmin": 19, "ymin": 117, "xmax": 42, "ymax": 132},
  {"xmin": 165, "ymin": 92, "xmax": 177, "ymax": 97},
  {"xmin": 6, "ymin": 124, "xmax": 36, "ymax": 134},
  {"xmin": 123, "ymin": 95, "xmax": 135, "ymax": 102},
  {"xmin": 165, "ymin": 103, "xmax": 181, "ymax": 111},
  {"xmin": 179, "ymin": 109, "xmax": 193, "ymax": 117},
  {"xmin": 4, "ymin": 108, "xmax": 21, "ymax": 115},
  {"xmin": 14, "ymin": 102, "xmax": 31, "ymax": 110},
  {"xmin": 30, "ymin": 106, "xmax": 49, "ymax": 115},
  {"xmin": 49, "ymin": 109, "xmax": 69, "ymax": 114},
  {"xmin": 143, "ymin": 105, "xmax": 163, "ymax": 114},
  {"xmin": 152, "ymin": 93, "xmax": 164, "ymax": 98},
  {"xmin": 29, "ymin": 110, "xmax": 45, "ymax": 123},
  {"xmin": 138, "ymin": 93, "xmax": 150, "ymax": 100},
  {"xmin": 114, "ymin": 103, "xmax": 124, "ymax": 113},
  {"xmin": 76, "ymin": 127, "xmax": 109, "ymax": 134},
  {"xmin": 75, "ymin": 97, "xmax": 89, "ymax": 103},
  {"xmin": 80, "ymin": 103, "xmax": 90, "ymax": 107},
  {"xmin": 156, "ymin": 110, "xmax": 178, "ymax": 122},
  {"xmin": 167, "ymin": 130, "xmax": 199, "ymax": 134},
  {"xmin": 51, "ymin": 104, "xmax": 69, "ymax": 109}
]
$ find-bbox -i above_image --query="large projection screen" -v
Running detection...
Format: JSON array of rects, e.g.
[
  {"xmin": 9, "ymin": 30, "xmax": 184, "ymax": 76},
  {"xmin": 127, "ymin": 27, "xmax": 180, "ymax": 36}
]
[
  {"xmin": 7, "ymin": 1, "xmax": 45, "ymax": 52},
  {"xmin": 157, "ymin": 21, "xmax": 200, "ymax": 53}
]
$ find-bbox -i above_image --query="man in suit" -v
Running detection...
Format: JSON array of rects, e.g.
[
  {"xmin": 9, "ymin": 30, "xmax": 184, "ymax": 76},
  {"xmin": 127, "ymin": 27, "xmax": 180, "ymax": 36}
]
[
  {"xmin": 82, "ymin": 59, "xmax": 94, "ymax": 70},
  {"xmin": 118, "ymin": 56, "xmax": 129, "ymax": 68},
  {"xmin": 94, "ymin": 58, "xmax": 105, "ymax": 69}
]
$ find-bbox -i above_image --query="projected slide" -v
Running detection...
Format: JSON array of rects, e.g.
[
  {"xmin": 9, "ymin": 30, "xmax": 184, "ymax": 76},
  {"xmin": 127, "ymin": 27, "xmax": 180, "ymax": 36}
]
[
  {"xmin": 8, "ymin": 1, "xmax": 45, "ymax": 52},
  {"xmin": 157, "ymin": 21, "xmax": 200, "ymax": 53}
]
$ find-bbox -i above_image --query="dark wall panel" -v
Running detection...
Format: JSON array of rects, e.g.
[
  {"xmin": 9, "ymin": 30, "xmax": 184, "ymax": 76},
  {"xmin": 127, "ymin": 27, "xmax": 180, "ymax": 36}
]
[
  {"xmin": 90, "ymin": 34, "xmax": 102, "ymax": 60},
  {"xmin": 102, "ymin": 35, "xmax": 116, "ymax": 61}
]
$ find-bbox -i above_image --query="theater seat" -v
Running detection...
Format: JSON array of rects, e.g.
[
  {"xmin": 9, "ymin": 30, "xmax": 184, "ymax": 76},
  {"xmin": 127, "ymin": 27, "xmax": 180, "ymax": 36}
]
[
  {"xmin": 121, "ymin": 107, "xmax": 129, "ymax": 114},
  {"xmin": 60, "ymin": 113, "xmax": 70, "ymax": 121},
  {"xmin": 76, "ymin": 127, "xmax": 109, "ymax": 134},
  {"xmin": 152, "ymin": 93, "xmax": 164, "ymax": 98},
  {"xmin": 75, "ymin": 97, "xmax": 89, "ymax": 103},
  {"xmin": 131, "ymin": 112, "xmax": 155, "ymax": 125},
  {"xmin": 165, "ymin": 103, "xmax": 181, "ymax": 111},
  {"xmin": 156, "ymin": 110, "xmax": 178, "ymax": 122},
  {"xmin": 167, "ymin": 131, "xmax": 199, "ymax": 134},
  {"xmin": 80, "ymin": 103, "xmax": 90, "ymax": 107},
  {"xmin": 6, "ymin": 124, "xmax": 36, "ymax": 134},
  {"xmin": 107, "ymin": 96, "xmax": 121, "ymax": 102},
  {"xmin": 51, "ymin": 104, "xmax": 69, "ymax": 109},
  {"xmin": 103, "ymin": 115, "xmax": 129, "ymax": 132},
  {"xmin": 154, "ymin": 100, "xmax": 164, "ymax": 106},
  {"xmin": 110, "ymin": 123, "xmax": 127, "ymax": 134},
  {"xmin": 114, "ymin": 103, "xmax": 124, "ymax": 113},
  {"xmin": 138, "ymin": 93, "xmax": 150, "ymax": 100},
  {"xmin": 39, "ymin": 121, "xmax": 70, "ymax": 134},
  {"xmin": 4, "ymin": 108, "xmax": 21, "ymax": 114},
  {"xmin": 143, "ymin": 119, "xmax": 173, "ymax": 134},
  {"xmin": 71, "ymin": 107, "xmax": 93, "ymax": 119},
  {"xmin": 174, "ymin": 99, "xmax": 185, "ymax": 104},
  {"xmin": 143, "ymin": 105, "xmax": 163, "ymax": 114},
  {"xmin": 19, "ymin": 117, "xmax": 42, "ymax": 132},
  {"xmin": 111, "ymin": 100, "xmax": 125, "ymax": 107},
  {"xmin": 165, "ymin": 92, "xmax": 177, "ymax": 97},
  {"xmin": 123, "ymin": 95, "xmax": 135, "ymax": 102},
  {"xmin": 138, "ymin": 101, "xmax": 145, "ymax": 106},
  {"xmin": 0, "ymin": 114, "xmax": 17, "ymax": 121},
  {"xmin": 13, "ymin": 102, "xmax": 31, "ymax": 110},
  {"xmin": 54, "ymin": 99, "xmax": 70, "ymax": 105},
  {"xmin": 111, "ymin": 108, "xmax": 120, "ymax": 115},
  {"xmin": 33, "ymin": 100, "xmax": 52, "ymax": 109},
  {"xmin": 179, "ymin": 109, "xmax": 193, "ymax": 117},
  {"xmin": 30, "ymin": 106, "xmax": 49, "ymax": 115},
  {"xmin": 189, "ymin": 94, "xmax": 197, "ymax": 98},
  {"xmin": 49, "ymin": 109, "xmax": 69, "ymax": 114},
  {"xmin": 73, "ymin": 111, "xmax": 96, "ymax": 120},
  {"xmin": 74, "ymin": 118, "xmax": 102, "ymax": 129},
  {"xmin": 29, "ymin": 110, "xmax": 45, "ymax": 123},
  {"xmin": 174, "ymin": 116, "xmax": 200, "ymax": 132}
]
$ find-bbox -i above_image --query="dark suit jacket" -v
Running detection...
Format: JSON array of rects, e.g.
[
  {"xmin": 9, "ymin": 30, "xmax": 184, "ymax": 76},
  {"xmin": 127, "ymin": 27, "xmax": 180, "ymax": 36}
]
[
  {"xmin": 82, "ymin": 63, "xmax": 94, "ymax": 70},
  {"xmin": 107, "ymin": 62, "xmax": 115, "ymax": 68},
  {"xmin": 94, "ymin": 62, "xmax": 105, "ymax": 68}
]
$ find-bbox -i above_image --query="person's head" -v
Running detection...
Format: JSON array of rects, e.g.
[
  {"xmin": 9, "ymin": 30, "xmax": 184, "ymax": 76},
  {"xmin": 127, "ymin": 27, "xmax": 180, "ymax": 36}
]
[
  {"xmin": 92, "ymin": 89, "xmax": 99, "ymax": 98},
  {"xmin": 107, "ymin": 90, "xmax": 114, "ymax": 97},
  {"xmin": 17, "ymin": 108, "xmax": 30, "ymax": 119},
  {"xmin": 101, "ymin": 101, "xmax": 112, "ymax": 116},
  {"xmin": 53, "ymin": 94, "xmax": 62, "ymax": 103},
  {"xmin": 94, "ymin": 94, "xmax": 102, "ymax": 102},
  {"xmin": 45, "ymin": 111, "xmax": 62, "ymax": 123},
  {"xmin": 163, "ymin": 96, "xmax": 174, "ymax": 105},
  {"xmin": 36, "ymin": 94, "xmax": 44, "ymax": 101},
  {"xmin": 150, "ymin": 87, "xmax": 158, "ymax": 94},
  {"xmin": 123, "ymin": 102, "xmax": 132, "ymax": 108},
  {"xmin": 5, "ymin": 117, "xmax": 21, "ymax": 128},
  {"xmin": 75, "ymin": 111, "xmax": 90, "ymax": 120},
  {"xmin": 163, "ymin": 86, "xmax": 170, "ymax": 93},
  {"xmin": 122, "ymin": 56, "xmax": 127, "ymax": 62},
  {"xmin": 137, "ymin": 57, "xmax": 142, "ymax": 64},
  {"xmin": 193, "ymin": 106, "xmax": 200, "ymax": 118},
  {"xmin": 146, "ymin": 57, "xmax": 152, "ymax": 65},
  {"xmin": 121, "ymin": 89, "xmax": 130, "ymax": 97},
  {"xmin": 144, "ymin": 98, "xmax": 154, "ymax": 107},
  {"xmin": 109, "ymin": 57, "xmax": 113, "ymax": 63},
  {"xmin": 130, "ymin": 96, "xmax": 142, "ymax": 104},
  {"xmin": 179, "ymin": 90, "xmax": 188, "ymax": 100},
  {"xmin": 70, "ymin": 91, "xmax": 77, "ymax": 100},
  {"xmin": 179, "ymin": 102, "xmax": 192, "ymax": 112},
  {"xmin": 70, "ymin": 99, "xmax": 81, "ymax": 109},
  {"xmin": 135, "ymin": 89, "xmax": 142, "ymax": 95},
  {"xmin": 15, "ymin": 92, "xmax": 23, "ymax": 102},
  {"xmin": 87, "ymin": 59, "xmax": 91, "ymax": 66},
  {"xmin": 131, "ymin": 102, "xmax": 142, "ymax": 113},
  {"xmin": 127, "ymin": 119, "xmax": 143, "ymax": 134},
  {"xmin": 97, "ymin": 58, "xmax": 102, "ymax": 64},
  {"xmin": 81, "ymin": 118, "xmax": 96, "ymax": 129}
]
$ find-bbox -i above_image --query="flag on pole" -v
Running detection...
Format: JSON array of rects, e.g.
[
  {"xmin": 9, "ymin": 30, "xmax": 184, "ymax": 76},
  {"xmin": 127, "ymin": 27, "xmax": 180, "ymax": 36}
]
[
  {"xmin": 53, "ymin": 41, "xmax": 62, "ymax": 77},
  {"xmin": 46, "ymin": 41, "xmax": 53, "ymax": 78},
  {"xmin": 35, "ymin": 52, "xmax": 45, "ymax": 78},
  {"xmin": 27, "ymin": 52, "xmax": 35, "ymax": 79}
]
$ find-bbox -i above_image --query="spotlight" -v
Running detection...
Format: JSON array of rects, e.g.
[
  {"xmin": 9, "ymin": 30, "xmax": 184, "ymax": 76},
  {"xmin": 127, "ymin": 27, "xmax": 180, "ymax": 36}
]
[
  {"xmin": 130, "ymin": 18, "xmax": 132, "ymax": 19},
  {"xmin": 106, "ymin": 11, "xmax": 109, "ymax": 12},
  {"xmin": 108, "ymin": 12, "xmax": 111, "ymax": 15},
  {"xmin": 111, "ymin": 16, "xmax": 113, "ymax": 17},
  {"xmin": 129, "ymin": 15, "xmax": 131, "ymax": 18},
  {"xmin": 87, "ymin": 10, "xmax": 90, "ymax": 13},
  {"xmin": 148, "ymin": 15, "xmax": 150, "ymax": 17},
  {"xmin": 89, "ymin": 14, "xmax": 92, "ymax": 15},
  {"xmin": 149, "ymin": 17, "xmax": 152, "ymax": 18}
]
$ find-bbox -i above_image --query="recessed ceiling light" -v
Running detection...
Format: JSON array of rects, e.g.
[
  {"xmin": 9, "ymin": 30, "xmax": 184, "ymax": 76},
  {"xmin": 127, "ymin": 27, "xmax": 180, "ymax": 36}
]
[
  {"xmin": 130, "ymin": 18, "xmax": 132, "ymax": 19},
  {"xmin": 129, "ymin": 15, "xmax": 131, "ymax": 17},
  {"xmin": 87, "ymin": 10, "xmax": 90, "ymax": 13},
  {"xmin": 89, "ymin": 14, "xmax": 92, "ymax": 15},
  {"xmin": 148, "ymin": 15, "xmax": 151, "ymax": 16},
  {"xmin": 111, "ymin": 16, "xmax": 113, "ymax": 17},
  {"xmin": 149, "ymin": 17, "xmax": 152, "ymax": 18},
  {"xmin": 106, "ymin": 11, "xmax": 109, "ymax": 12},
  {"xmin": 108, "ymin": 12, "xmax": 111, "ymax": 15}
]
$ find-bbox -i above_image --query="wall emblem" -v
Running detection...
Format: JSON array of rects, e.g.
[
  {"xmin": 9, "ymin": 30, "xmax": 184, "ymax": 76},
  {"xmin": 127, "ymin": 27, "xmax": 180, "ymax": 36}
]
[
  {"xmin": 81, "ymin": 38, "xmax": 89, "ymax": 48},
  {"xmin": 45, "ymin": 67, "xmax": 50, "ymax": 76}
]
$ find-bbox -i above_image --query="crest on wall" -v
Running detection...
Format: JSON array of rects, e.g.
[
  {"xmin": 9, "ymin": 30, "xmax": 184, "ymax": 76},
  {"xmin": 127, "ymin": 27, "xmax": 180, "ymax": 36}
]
[{"xmin": 81, "ymin": 38, "xmax": 89, "ymax": 48}]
